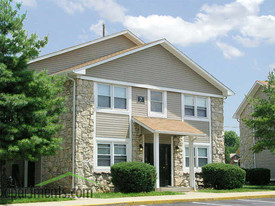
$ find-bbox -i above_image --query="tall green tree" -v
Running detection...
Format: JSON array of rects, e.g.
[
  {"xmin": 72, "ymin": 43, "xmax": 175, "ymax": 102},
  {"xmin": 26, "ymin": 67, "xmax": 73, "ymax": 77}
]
[
  {"xmin": 0, "ymin": 0, "xmax": 66, "ymax": 162},
  {"xmin": 244, "ymin": 71, "xmax": 275, "ymax": 153},
  {"xmin": 224, "ymin": 131, "xmax": 240, "ymax": 164}
]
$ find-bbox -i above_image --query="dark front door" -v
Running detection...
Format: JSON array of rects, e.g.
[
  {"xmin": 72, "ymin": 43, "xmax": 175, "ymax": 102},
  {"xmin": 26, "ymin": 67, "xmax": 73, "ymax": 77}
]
[
  {"xmin": 159, "ymin": 144, "xmax": 171, "ymax": 187},
  {"xmin": 144, "ymin": 143, "xmax": 171, "ymax": 187}
]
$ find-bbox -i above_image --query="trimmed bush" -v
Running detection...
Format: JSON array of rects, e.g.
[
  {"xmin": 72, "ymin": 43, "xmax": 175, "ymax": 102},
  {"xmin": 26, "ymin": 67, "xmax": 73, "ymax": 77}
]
[
  {"xmin": 246, "ymin": 168, "xmax": 270, "ymax": 185},
  {"xmin": 111, "ymin": 162, "xmax": 157, "ymax": 193},
  {"xmin": 202, "ymin": 163, "xmax": 246, "ymax": 189}
]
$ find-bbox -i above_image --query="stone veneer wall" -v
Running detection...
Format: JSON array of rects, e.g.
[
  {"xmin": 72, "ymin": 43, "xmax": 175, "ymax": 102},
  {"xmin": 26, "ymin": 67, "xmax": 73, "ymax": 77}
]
[
  {"xmin": 41, "ymin": 80, "xmax": 73, "ymax": 190},
  {"xmin": 211, "ymin": 97, "xmax": 225, "ymax": 163},
  {"xmin": 239, "ymin": 103, "xmax": 255, "ymax": 168},
  {"xmin": 132, "ymin": 123, "xmax": 143, "ymax": 162}
]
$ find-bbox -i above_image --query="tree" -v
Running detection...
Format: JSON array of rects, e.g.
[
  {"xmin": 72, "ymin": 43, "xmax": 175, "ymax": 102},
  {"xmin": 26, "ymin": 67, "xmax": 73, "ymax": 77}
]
[
  {"xmin": 0, "ymin": 0, "xmax": 66, "ymax": 163},
  {"xmin": 224, "ymin": 131, "xmax": 240, "ymax": 164},
  {"xmin": 244, "ymin": 71, "xmax": 275, "ymax": 153}
]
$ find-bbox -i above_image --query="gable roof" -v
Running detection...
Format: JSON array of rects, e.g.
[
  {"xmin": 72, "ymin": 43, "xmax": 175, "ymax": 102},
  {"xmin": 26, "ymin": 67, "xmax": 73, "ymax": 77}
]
[
  {"xmin": 233, "ymin": 80, "xmax": 267, "ymax": 119},
  {"xmin": 53, "ymin": 38, "xmax": 234, "ymax": 96},
  {"xmin": 28, "ymin": 30, "xmax": 144, "ymax": 64}
]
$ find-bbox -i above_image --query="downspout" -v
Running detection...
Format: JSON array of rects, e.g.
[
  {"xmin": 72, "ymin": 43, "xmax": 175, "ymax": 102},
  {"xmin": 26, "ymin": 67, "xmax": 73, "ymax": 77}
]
[{"xmin": 67, "ymin": 75, "xmax": 76, "ymax": 190}]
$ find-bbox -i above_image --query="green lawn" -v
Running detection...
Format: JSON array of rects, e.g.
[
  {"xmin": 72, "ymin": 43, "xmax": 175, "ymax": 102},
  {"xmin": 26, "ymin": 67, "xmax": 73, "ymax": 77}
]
[
  {"xmin": 92, "ymin": 191, "xmax": 184, "ymax": 198},
  {"xmin": 0, "ymin": 196, "xmax": 74, "ymax": 204},
  {"xmin": 199, "ymin": 184, "xmax": 275, "ymax": 193}
]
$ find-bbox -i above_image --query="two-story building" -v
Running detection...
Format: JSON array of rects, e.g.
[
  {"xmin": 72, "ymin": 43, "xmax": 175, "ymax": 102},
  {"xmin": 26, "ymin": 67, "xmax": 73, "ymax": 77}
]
[{"xmin": 5, "ymin": 30, "xmax": 234, "ymax": 191}]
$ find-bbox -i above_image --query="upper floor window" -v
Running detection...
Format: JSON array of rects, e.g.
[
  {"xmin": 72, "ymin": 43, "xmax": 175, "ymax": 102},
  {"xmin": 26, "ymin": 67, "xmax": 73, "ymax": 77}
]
[
  {"xmin": 97, "ymin": 83, "xmax": 128, "ymax": 110},
  {"xmin": 184, "ymin": 95, "xmax": 208, "ymax": 118},
  {"xmin": 148, "ymin": 90, "xmax": 167, "ymax": 118}
]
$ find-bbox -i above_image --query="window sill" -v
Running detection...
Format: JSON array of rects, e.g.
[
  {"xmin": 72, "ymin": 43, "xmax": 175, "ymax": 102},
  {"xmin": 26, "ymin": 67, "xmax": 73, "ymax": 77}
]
[
  {"xmin": 96, "ymin": 108, "xmax": 130, "ymax": 115},
  {"xmin": 94, "ymin": 167, "xmax": 111, "ymax": 173},
  {"xmin": 184, "ymin": 167, "xmax": 202, "ymax": 173},
  {"xmin": 148, "ymin": 112, "xmax": 167, "ymax": 118},
  {"xmin": 183, "ymin": 116, "xmax": 210, "ymax": 122}
]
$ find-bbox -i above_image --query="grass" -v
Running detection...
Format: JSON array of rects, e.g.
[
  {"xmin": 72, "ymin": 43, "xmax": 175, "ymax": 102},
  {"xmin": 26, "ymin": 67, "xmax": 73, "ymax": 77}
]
[
  {"xmin": 92, "ymin": 191, "xmax": 184, "ymax": 198},
  {"xmin": 0, "ymin": 196, "xmax": 74, "ymax": 204},
  {"xmin": 199, "ymin": 184, "xmax": 275, "ymax": 193}
]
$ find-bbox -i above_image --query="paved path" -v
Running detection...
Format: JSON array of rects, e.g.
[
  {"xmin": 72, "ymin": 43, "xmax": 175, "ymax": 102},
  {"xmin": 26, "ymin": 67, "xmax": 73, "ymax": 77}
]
[
  {"xmin": 147, "ymin": 197, "xmax": 275, "ymax": 206},
  {"xmin": 3, "ymin": 191, "xmax": 275, "ymax": 206}
]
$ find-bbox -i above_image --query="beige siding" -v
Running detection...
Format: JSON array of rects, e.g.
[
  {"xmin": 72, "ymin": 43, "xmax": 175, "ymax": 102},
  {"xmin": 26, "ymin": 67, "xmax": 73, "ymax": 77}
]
[
  {"xmin": 185, "ymin": 120, "xmax": 210, "ymax": 143},
  {"xmin": 254, "ymin": 87, "xmax": 268, "ymax": 99},
  {"xmin": 29, "ymin": 35, "xmax": 137, "ymax": 74},
  {"xmin": 86, "ymin": 45, "xmax": 222, "ymax": 95},
  {"xmin": 132, "ymin": 87, "xmax": 148, "ymax": 117},
  {"xmin": 145, "ymin": 134, "xmax": 171, "ymax": 144},
  {"xmin": 167, "ymin": 92, "xmax": 181, "ymax": 120},
  {"xmin": 256, "ymin": 150, "xmax": 275, "ymax": 179},
  {"xmin": 96, "ymin": 112, "xmax": 129, "ymax": 138}
]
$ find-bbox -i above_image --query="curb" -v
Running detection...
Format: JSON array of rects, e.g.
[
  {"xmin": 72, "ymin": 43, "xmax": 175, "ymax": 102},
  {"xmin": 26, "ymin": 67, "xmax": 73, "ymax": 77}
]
[{"xmin": 69, "ymin": 194, "xmax": 275, "ymax": 206}]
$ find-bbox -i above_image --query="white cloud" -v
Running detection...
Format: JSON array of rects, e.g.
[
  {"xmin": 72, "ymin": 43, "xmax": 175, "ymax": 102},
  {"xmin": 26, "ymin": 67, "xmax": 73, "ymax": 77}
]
[
  {"xmin": 90, "ymin": 20, "xmax": 106, "ymax": 36},
  {"xmin": 216, "ymin": 42, "xmax": 244, "ymax": 59},
  {"xmin": 233, "ymin": 35, "xmax": 259, "ymax": 47},
  {"xmin": 53, "ymin": 0, "xmax": 275, "ymax": 57},
  {"xmin": 16, "ymin": 0, "xmax": 37, "ymax": 7}
]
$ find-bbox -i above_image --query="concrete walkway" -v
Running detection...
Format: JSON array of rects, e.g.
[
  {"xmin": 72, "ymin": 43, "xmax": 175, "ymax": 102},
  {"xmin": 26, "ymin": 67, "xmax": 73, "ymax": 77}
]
[{"xmin": 3, "ymin": 191, "xmax": 275, "ymax": 206}]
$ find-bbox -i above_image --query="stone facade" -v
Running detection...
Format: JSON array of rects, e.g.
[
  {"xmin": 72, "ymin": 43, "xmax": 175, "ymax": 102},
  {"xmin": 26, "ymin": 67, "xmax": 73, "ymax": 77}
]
[
  {"xmin": 211, "ymin": 97, "xmax": 225, "ymax": 163},
  {"xmin": 132, "ymin": 123, "xmax": 143, "ymax": 162},
  {"xmin": 41, "ymin": 80, "xmax": 74, "ymax": 190},
  {"xmin": 239, "ymin": 103, "xmax": 255, "ymax": 168}
]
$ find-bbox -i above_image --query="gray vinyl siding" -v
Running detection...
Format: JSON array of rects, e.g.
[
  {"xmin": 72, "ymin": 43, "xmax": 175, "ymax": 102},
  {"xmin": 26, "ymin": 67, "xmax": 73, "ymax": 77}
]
[
  {"xmin": 132, "ymin": 87, "xmax": 148, "ymax": 117},
  {"xmin": 96, "ymin": 112, "xmax": 129, "ymax": 138},
  {"xmin": 86, "ymin": 45, "xmax": 222, "ymax": 95},
  {"xmin": 185, "ymin": 120, "xmax": 210, "ymax": 143},
  {"xmin": 256, "ymin": 150, "xmax": 275, "ymax": 179},
  {"xmin": 167, "ymin": 92, "xmax": 181, "ymax": 120},
  {"xmin": 28, "ymin": 35, "xmax": 137, "ymax": 74}
]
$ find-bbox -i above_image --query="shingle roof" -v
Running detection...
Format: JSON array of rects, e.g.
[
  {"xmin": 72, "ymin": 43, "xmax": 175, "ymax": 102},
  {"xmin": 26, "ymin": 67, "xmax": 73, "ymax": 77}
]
[{"xmin": 133, "ymin": 116, "xmax": 206, "ymax": 136}]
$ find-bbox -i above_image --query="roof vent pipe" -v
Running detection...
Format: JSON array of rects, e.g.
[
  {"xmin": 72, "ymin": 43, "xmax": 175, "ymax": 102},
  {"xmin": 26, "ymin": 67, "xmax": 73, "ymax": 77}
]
[{"xmin": 103, "ymin": 23, "xmax": 105, "ymax": 37}]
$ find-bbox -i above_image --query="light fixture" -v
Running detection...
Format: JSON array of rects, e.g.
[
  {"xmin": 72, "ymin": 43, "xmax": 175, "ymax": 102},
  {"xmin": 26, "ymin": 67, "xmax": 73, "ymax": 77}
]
[{"xmin": 139, "ymin": 144, "xmax": 143, "ymax": 151}]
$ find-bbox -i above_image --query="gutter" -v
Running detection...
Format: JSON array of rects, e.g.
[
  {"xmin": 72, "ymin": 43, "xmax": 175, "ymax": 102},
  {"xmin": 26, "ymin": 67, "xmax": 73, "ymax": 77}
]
[{"xmin": 67, "ymin": 75, "xmax": 76, "ymax": 189}]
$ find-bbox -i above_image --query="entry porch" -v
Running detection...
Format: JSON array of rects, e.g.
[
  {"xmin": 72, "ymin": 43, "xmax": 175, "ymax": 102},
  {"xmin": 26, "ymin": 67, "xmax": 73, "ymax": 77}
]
[{"xmin": 132, "ymin": 116, "xmax": 207, "ymax": 190}]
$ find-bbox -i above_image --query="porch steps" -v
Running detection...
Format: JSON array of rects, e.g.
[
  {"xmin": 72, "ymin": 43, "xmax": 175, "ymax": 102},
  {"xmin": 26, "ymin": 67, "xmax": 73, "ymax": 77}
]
[{"xmin": 155, "ymin": 187, "xmax": 193, "ymax": 192}]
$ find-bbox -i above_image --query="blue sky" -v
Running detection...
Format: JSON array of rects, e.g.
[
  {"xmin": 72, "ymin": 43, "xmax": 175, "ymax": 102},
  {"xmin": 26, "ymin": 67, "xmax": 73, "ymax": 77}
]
[{"xmin": 19, "ymin": 0, "xmax": 275, "ymax": 134}]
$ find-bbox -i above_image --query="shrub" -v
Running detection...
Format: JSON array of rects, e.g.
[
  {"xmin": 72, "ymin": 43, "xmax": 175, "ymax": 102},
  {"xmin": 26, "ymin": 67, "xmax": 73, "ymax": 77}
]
[
  {"xmin": 246, "ymin": 168, "xmax": 270, "ymax": 185},
  {"xmin": 111, "ymin": 162, "xmax": 157, "ymax": 193},
  {"xmin": 202, "ymin": 163, "xmax": 246, "ymax": 189}
]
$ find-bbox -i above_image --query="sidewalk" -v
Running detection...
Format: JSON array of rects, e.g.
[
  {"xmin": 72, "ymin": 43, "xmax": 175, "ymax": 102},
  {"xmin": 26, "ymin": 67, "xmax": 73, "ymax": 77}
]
[{"xmin": 4, "ymin": 191, "xmax": 275, "ymax": 206}]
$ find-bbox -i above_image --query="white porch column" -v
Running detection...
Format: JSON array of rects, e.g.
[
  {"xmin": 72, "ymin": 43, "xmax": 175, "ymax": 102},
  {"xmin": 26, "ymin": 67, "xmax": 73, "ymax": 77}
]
[
  {"xmin": 24, "ymin": 160, "xmax": 28, "ymax": 187},
  {"xmin": 189, "ymin": 136, "xmax": 196, "ymax": 191},
  {"xmin": 154, "ymin": 133, "xmax": 160, "ymax": 188}
]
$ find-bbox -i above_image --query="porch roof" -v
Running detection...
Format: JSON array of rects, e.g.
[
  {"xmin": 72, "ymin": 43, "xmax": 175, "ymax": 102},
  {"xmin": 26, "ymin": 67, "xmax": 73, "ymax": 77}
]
[{"xmin": 132, "ymin": 116, "xmax": 207, "ymax": 137}]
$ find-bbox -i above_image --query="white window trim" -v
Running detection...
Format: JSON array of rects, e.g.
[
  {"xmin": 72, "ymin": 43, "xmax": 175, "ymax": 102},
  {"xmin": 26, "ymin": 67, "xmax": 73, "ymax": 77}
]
[
  {"xmin": 94, "ymin": 137, "xmax": 130, "ymax": 172},
  {"xmin": 182, "ymin": 94, "xmax": 210, "ymax": 121},
  {"xmin": 148, "ymin": 89, "xmax": 167, "ymax": 118},
  {"xmin": 183, "ymin": 143, "xmax": 210, "ymax": 173},
  {"xmin": 95, "ymin": 82, "xmax": 130, "ymax": 115}
]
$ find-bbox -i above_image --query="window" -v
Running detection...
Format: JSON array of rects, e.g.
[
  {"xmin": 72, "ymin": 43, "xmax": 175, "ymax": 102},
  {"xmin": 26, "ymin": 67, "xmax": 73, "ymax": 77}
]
[
  {"xmin": 97, "ymin": 144, "xmax": 111, "ymax": 166},
  {"xmin": 114, "ymin": 144, "xmax": 127, "ymax": 164},
  {"xmin": 114, "ymin": 87, "xmax": 127, "ymax": 109},
  {"xmin": 148, "ymin": 90, "xmax": 167, "ymax": 118},
  {"xmin": 185, "ymin": 146, "xmax": 209, "ymax": 168},
  {"xmin": 185, "ymin": 96, "xmax": 195, "ymax": 116},
  {"xmin": 97, "ymin": 143, "xmax": 128, "ymax": 168},
  {"xmin": 197, "ymin": 97, "xmax": 207, "ymax": 117},
  {"xmin": 98, "ymin": 84, "xmax": 111, "ymax": 108},
  {"xmin": 183, "ymin": 95, "xmax": 208, "ymax": 118},
  {"xmin": 97, "ymin": 83, "xmax": 128, "ymax": 110},
  {"xmin": 151, "ymin": 91, "xmax": 163, "ymax": 112}
]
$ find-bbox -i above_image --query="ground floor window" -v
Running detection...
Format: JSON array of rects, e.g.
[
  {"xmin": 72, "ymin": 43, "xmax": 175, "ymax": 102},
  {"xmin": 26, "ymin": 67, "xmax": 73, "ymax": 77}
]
[
  {"xmin": 184, "ymin": 145, "xmax": 209, "ymax": 170},
  {"xmin": 96, "ymin": 139, "xmax": 128, "ymax": 169}
]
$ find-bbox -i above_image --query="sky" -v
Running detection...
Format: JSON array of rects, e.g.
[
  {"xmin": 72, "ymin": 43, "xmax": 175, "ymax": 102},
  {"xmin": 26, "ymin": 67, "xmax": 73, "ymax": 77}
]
[{"xmin": 17, "ymin": 0, "xmax": 275, "ymax": 134}]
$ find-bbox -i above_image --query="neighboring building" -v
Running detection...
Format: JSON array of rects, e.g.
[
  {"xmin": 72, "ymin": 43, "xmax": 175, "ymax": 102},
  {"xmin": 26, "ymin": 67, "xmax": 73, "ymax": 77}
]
[
  {"xmin": 230, "ymin": 153, "xmax": 240, "ymax": 166},
  {"xmin": 2, "ymin": 30, "xmax": 234, "ymax": 191},
  {"xmin": 234, "ymin": 80, "xmax": 275, "ymax": 180}
]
